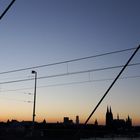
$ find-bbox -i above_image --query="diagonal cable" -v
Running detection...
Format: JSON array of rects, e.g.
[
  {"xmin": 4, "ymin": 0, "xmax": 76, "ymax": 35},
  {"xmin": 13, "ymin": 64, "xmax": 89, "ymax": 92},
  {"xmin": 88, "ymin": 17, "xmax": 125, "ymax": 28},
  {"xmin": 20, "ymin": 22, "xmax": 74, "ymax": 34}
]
[{"xmin": 0, "ymin": 0, "xmax": 16, "ymax": 20}]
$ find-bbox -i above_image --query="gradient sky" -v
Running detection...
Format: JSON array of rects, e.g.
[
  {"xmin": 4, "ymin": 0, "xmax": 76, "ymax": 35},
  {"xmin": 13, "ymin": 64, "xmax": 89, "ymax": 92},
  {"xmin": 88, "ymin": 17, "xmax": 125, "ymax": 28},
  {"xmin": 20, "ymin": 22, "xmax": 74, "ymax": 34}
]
[{"xmin": 0, "ymin": 0, "xmax": 140, "ymax": 125}]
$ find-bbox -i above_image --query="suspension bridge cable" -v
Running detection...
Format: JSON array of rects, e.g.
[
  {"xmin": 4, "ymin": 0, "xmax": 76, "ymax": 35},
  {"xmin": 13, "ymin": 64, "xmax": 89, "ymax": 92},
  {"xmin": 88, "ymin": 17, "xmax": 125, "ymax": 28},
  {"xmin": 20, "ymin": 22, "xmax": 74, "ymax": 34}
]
[
  {"xmin": 0, "ymin": 0, "xmax": 16, "ymax": 20},
  {"xmin": 0, "ymin": 62, "xmax": 140, "ymax": 85},
  {"xmin": 0, "ymin": 47, "xmax": 136, "ymax": 75}
]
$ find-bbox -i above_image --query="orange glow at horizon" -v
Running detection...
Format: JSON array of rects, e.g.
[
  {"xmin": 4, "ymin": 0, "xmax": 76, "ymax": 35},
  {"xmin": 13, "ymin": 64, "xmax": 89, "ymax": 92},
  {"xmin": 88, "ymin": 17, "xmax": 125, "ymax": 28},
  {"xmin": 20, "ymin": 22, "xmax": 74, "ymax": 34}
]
[
  {"xmin": 1, "ymin": 113, "xmax": 140, "ymax": 126},
  {"xmin": 0, "ymin": 89, "xmax": 139, "ymax": 126}
]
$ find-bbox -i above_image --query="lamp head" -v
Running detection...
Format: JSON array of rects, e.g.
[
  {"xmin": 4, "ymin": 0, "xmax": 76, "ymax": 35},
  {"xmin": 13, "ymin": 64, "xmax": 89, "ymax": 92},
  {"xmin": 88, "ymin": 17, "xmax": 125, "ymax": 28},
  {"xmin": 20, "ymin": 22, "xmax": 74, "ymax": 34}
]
[{"xmin": 32, "ymin": 70, "xmax": 36, "ymax": 74}]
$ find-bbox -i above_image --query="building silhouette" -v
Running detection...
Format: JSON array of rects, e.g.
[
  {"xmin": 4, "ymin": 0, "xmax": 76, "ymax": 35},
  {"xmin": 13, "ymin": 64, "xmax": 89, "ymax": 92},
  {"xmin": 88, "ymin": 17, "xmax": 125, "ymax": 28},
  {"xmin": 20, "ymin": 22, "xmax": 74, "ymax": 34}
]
[
  {"xmin": 106, "ymin": 106, "xmax": 113, "ymax": 126},
  {"xmin": 63, "ymin": 117, "xmax": 73, "ymax": 125},
  {"xmin": 106, "ymin": 106, "xmax": 132, "ymax": 129},
  {"xmin": 76, "ymin": 116, "xmax": 79, "ymax": 125},
  {"xmin": 94, "ymin": 119, "xmax": 98, "ymax": 126}
]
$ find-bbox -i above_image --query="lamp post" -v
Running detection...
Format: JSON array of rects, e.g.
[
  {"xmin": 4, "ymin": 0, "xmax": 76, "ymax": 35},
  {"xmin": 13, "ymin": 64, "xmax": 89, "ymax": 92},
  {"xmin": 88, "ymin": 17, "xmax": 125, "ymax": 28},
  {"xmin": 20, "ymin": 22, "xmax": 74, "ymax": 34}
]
[{"xmin": 32, "ymin": 70, "xmax": 37, "ymax": 127}]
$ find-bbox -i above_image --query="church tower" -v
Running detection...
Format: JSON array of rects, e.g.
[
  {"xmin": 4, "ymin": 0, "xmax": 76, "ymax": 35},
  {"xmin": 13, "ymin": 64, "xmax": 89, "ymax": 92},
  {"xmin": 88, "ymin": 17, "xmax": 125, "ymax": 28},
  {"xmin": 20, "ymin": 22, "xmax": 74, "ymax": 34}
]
[
  {"xmin": 106, "ymin": 106, "xmax": 113, "ymax": 126},
  {"xmin": 106, "ymin": 106, "xmax": 110, "ymax": 126},
  {"xmin": 110, "ymin": 106, "xmax": 113, "ymax": 121}
]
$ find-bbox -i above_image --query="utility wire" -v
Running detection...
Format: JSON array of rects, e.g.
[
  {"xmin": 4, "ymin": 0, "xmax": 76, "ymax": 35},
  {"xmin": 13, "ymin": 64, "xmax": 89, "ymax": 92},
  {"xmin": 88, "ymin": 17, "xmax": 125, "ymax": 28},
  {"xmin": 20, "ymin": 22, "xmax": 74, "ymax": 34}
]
[
  {"xmin": 1, "ymin": 61, "xmax": 139, "ymax": 83},
  {"xmin": 1, "ymin": 75, "xmax": 140, "ymax": 103},
  {"xmin": 0, "ymin": 47, "xmax": 136, "ymax": 75},
  {"xmin": 1, "ymin": 75, "xmax": 140, "ymax": 93},
  {"xmin": 0, "ymin": 62, "xmax": 140, "ymax": 85},
  {"xmin": 0, "ymin": 0, "xmax": 16, "ymax": 20},
  {"xmin": 1, "ymin": 74, "xmax": 140, "ymax": 103},
  {"xmin": 0, "ymin": 96, "xmax": 32, "ymax": 103}
]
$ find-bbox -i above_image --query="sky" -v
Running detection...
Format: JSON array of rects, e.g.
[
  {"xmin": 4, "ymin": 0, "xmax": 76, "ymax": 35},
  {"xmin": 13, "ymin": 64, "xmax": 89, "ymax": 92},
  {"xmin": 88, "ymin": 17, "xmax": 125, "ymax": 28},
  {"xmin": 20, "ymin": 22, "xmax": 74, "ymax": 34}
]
[{"xmin": 0, "ymin": 0, "xmax": 140, "ymax": 125}]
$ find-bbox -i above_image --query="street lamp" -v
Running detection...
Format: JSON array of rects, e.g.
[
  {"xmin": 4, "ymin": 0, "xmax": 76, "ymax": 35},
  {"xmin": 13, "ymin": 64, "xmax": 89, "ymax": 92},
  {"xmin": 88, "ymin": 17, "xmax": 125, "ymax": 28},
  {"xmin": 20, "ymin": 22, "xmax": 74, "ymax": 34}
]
[{"xmin": 32, "ymin": 70, "xmax": 37, "ymax": 127}]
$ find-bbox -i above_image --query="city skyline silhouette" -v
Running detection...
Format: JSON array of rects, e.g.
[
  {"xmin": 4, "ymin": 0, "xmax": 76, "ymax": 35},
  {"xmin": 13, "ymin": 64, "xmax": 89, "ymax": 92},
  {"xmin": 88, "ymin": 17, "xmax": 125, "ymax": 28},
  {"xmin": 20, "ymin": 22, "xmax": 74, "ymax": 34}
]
[{"xmin": 0, "ymin": 0, "xmax": 140, "ymax": 128}]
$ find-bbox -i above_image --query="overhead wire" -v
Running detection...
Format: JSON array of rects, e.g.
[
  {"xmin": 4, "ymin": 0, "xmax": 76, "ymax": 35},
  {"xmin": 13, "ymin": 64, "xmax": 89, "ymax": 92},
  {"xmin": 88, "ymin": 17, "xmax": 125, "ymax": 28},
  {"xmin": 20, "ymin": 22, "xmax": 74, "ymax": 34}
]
[
  {"xmin": 0, "ymin": 62, "xmax": 140, "ymax": 85},
  {"xmin": 0, "ymin": 96, "xmax": 32, "ymax": 103},
  {"xmin": 0, "ymin": 47, "xmax": 139, "ymax": 104},
  {"xmin": 0, "ymin": 47, "xmax": 138, "ymax": 103},
  {"xmin": 0, "ymin": 47, "xmax": 136, "ymax": 75},
  {"xmin": 1, "ymin": 75, "xmax": 140, "ymax": 93}
]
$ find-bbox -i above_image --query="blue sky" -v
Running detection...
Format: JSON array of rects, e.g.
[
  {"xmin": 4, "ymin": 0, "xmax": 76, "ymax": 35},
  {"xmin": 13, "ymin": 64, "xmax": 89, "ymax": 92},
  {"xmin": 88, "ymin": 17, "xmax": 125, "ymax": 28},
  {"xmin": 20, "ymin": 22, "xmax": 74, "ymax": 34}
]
[{"xmin": 0, "ymin": 0, "xmax": 140, "ymax": 125}]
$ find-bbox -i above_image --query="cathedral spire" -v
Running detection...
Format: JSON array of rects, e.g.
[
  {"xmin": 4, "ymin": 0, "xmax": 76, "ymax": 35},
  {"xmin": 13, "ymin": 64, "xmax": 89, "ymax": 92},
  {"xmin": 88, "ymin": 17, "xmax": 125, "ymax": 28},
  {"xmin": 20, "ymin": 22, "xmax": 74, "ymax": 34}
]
[
  {"xmin": 107, "ymin": 106, "xmax": 109, "ymax": 113},
  {"xmin": 106, "ymin": 106, "xmax": 113, "ymax": 126},
  {"xmin": 110, "ymin": 106, "xmax": 112, "ymax": 114}
]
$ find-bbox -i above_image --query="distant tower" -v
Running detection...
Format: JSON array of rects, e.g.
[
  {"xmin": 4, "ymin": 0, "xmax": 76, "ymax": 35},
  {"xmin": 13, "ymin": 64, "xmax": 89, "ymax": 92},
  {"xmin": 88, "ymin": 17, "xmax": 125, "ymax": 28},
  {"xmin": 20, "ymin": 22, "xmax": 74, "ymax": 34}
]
[
  {"xmin": 117, "ymin": 114, "xmax": 119, "ymax": 120},
  {"xmin": 94, "ymin": 119, "xmax": 98, "ymax": 126},
  {"xmin": 63, "ymin": 117, "xmax": 69, "ymax": 124},
  {"xmin": 110, "ymin": 106, "xmax": 113, "ymax": 121},
  {"xmin": 106, "ymin": 106, "xmax": 110, "ymax": 126},
  {"xmin": 106, "ymin": 106, "xmax": 113, "ymax": 126},
  {"xmin": 76, "ymin": 115, "xmax": 79, "ymax": 125},
  {"xmin": 126, "ymin": 115, "xmax": 132, "ymax": 128}
]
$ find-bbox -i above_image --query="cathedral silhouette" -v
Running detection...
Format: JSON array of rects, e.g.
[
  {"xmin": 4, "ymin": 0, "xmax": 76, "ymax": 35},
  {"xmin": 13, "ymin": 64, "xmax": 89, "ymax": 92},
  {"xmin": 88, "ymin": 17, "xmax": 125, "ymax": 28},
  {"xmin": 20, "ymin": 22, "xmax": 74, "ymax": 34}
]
[{"xmin": 106, "ymin": 106, "xmax": 132, "ymax": 129}]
